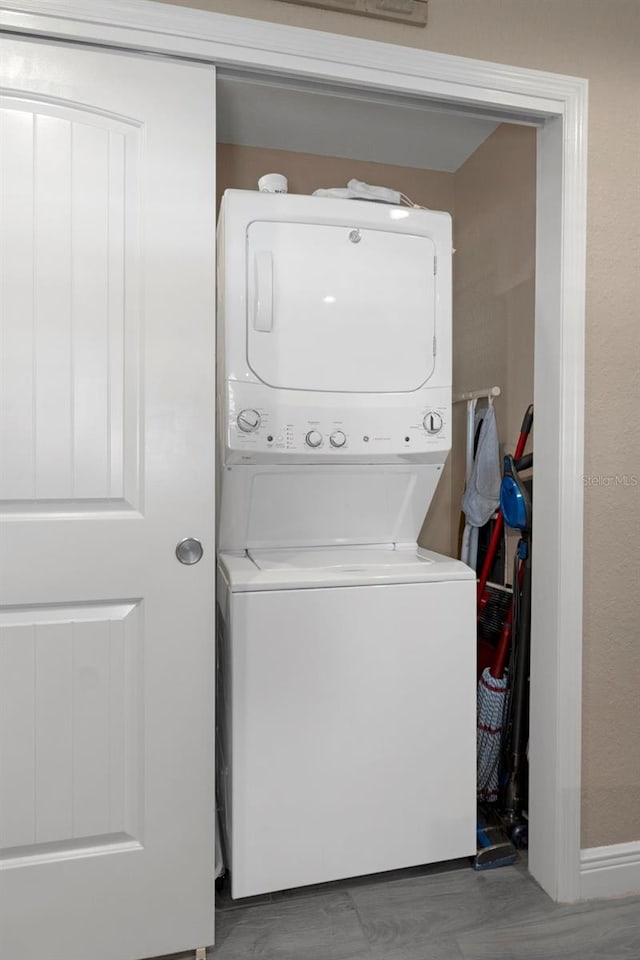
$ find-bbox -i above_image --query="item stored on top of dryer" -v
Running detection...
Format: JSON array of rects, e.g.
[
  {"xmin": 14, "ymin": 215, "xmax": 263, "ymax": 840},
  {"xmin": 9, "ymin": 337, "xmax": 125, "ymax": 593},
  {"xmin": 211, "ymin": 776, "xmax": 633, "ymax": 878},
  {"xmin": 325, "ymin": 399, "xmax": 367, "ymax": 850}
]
[
  {"xmin": 313, "ymin": 178, "xmax": 423, "ymax": 207},
  {"xmin": 258, "ymin": 173, "xmax": 288, "ymax": 194}
]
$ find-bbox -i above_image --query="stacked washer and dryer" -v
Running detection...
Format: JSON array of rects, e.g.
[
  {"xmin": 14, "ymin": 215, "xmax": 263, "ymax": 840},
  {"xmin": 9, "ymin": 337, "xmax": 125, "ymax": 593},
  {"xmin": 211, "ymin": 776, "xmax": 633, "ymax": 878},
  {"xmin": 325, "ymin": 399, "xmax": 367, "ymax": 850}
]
[{"xmin": 216, "ymin": 190, "xmax": 476, "ymax": 899}]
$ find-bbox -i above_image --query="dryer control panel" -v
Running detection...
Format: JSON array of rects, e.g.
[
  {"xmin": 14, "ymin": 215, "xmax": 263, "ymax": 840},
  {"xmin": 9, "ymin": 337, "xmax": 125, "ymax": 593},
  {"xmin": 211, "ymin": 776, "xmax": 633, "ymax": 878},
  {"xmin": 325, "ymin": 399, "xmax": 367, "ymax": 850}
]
[{"xmin": 224, "ymin": 381, "xmax": 451, "ymax": 464}]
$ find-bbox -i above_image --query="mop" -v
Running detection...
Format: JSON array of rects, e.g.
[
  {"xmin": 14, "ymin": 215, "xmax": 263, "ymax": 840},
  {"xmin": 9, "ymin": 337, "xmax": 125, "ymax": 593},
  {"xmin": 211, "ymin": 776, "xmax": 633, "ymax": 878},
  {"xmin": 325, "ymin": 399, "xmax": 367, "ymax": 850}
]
[
  {"xmin": 460, "ymin": 400, "xmax": 503, "ymax": 802},
  {"xmin": 475, "ymin": 650, "xmax": 517, "ymax": 870},
  {"xmin": 474, "ymin": 568, "xmax": 520, "ymax": 869},
  {"xmin": 458, "ymin": 399, "xmax": 516, "ymax": 869},
  {"xmin": 477, "ymin": 669, "xmax": 509, "ymax": 803},
  {"xmin": 477, "ymin": 554, "xmax": 526, "ymax": 802}
]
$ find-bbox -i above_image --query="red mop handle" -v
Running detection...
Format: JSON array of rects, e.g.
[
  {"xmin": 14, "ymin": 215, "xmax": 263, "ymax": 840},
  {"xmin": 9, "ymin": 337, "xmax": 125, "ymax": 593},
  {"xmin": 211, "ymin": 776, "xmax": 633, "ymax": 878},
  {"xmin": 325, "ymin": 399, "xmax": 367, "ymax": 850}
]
[
  {"xmin": 477, "ymin": 405, "xmax": 533, "ymax": 608},
  {"xmin": 490, "ymin": 560, "xmax": 526, "ymax": 679}
]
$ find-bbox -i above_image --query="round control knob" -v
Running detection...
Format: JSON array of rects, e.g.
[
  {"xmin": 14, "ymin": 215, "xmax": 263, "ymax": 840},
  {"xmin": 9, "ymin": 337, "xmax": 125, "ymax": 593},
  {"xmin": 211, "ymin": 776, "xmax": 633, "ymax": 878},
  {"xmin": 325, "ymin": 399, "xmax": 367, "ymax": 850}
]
[
  {"xmin": 423, "ymin": 411, "xmax": 443, "ymax": 434},
  {"xmin": 330, "ymin": 430, "xmax": 347, "ymax": 448},
  {"xmin": 237, "ymin": 409, "xmax": 261, "ymax": 433},
  {"xmin": 305, "ymin": 429, "xmax": 323, "ymax": 448}
]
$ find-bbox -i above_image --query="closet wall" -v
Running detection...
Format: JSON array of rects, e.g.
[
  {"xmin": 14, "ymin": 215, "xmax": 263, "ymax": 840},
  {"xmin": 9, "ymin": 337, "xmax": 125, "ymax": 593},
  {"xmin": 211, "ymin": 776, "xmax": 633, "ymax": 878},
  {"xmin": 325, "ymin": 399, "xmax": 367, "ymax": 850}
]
[{"xmin": 440, "ymin": 123, "xmax": 536, "ymax": 558}]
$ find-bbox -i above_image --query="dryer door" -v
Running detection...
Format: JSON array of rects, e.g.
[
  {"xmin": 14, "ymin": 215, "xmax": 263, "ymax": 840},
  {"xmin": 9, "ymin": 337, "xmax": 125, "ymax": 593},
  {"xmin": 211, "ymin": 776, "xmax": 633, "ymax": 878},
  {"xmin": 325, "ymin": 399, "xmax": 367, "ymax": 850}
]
[{"xmin": 246, "ymin": 220, "xmax": 437, "ymax": 393}]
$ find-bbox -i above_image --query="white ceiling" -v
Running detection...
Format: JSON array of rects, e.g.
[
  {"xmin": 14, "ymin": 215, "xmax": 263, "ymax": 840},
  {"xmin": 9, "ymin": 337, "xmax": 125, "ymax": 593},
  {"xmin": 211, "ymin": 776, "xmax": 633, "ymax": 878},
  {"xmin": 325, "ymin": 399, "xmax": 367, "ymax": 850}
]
[{"xmin": 217, "ymin": 72, "xmax": 499, "ymax": 173}]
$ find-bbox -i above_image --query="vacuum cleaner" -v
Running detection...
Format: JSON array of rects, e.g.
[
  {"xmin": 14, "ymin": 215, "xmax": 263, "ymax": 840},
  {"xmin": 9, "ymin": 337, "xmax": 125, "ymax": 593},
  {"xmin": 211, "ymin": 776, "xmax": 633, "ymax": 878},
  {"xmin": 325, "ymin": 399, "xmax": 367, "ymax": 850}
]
[{"xmin": 499, "ymin": 449, "xmax": 533, "ymax": 847}]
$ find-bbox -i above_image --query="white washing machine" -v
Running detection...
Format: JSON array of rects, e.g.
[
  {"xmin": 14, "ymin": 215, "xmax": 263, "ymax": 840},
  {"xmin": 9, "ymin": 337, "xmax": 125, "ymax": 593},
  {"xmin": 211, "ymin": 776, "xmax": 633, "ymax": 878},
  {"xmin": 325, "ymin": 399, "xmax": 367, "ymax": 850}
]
[{"xmin": 216, "ymin": 190, "xmax": 476, "ymax": 899}]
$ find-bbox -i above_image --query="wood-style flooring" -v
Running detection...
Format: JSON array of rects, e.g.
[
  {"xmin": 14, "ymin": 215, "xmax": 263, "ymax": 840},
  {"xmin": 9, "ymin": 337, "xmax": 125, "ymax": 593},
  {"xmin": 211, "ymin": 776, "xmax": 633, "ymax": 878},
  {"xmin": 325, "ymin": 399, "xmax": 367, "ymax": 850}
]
[{"xmin": 207, "ymin": 857, "xmax": 640, "ymax": 959}]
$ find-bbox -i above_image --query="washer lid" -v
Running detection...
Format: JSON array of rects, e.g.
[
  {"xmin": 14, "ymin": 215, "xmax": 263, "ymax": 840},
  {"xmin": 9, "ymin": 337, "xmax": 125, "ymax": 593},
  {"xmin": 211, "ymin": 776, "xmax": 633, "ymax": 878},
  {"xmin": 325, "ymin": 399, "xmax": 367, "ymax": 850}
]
[{"xmin": 219, "ymin": 545, "xmax": 475, "ymax": 592}]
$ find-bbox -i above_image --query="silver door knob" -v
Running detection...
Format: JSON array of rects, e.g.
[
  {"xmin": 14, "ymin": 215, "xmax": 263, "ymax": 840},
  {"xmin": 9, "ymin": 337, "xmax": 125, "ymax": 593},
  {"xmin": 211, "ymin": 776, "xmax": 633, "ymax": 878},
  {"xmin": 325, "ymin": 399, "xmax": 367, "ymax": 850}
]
[{"xmin": 176, "ymin": 538, "xmax": 203, "ymax": 565}]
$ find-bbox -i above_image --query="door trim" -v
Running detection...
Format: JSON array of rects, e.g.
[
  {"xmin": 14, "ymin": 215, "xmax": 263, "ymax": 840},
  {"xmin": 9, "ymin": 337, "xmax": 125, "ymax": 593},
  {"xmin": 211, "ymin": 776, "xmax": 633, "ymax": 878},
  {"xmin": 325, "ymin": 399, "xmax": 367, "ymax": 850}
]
[{"xmin": 1, "ymin": 0, "xmax": 588, "ymax": 903}]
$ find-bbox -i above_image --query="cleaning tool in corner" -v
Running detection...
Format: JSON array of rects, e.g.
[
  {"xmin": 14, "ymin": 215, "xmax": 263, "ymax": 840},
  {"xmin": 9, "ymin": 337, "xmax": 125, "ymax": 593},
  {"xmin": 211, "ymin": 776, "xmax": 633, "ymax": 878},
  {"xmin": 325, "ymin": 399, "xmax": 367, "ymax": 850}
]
[
  {"xmin": 476, "ymin": 441, "xmax": 532, "ymax": 804},
  {"xmin": 476, "ymin": 557, "xmax": 526, "ymax": 799},
  {"xmin": 473, "ymin": 809, "xmax": 518, "ymax": 871},
  {"xmin": 477, "ymin": 581, "xmax": 512, "ymax": 680},
  {"xmin": 501, "ymin": 452, "xmax": 534, "ymax": 830},
  {"xmin": 477, "ymin": 405, "xmax": 533, "ymax": 615},
  {"xmin": 477, "ymin": 666, "xmax": 508, "ymax": 803}
]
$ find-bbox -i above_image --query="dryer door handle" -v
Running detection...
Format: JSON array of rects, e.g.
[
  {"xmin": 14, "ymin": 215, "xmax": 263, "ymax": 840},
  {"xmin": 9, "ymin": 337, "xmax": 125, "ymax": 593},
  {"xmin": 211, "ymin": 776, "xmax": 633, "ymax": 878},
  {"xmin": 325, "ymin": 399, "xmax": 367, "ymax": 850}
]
[{"xmin": 254, "ymin": 250, "xmax": 273, "ymax": 332}]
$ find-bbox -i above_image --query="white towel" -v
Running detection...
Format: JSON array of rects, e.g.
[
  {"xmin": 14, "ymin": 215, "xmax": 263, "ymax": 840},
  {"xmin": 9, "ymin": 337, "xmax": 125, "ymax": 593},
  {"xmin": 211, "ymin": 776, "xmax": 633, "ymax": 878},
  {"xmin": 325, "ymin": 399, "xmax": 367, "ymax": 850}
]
[
  {"xmin": 462, "ymin": 403, "xmax": 501, "ymax": 528},
  {"xmin": 312, "ymin": 179, "xmax": 402, "ymax": 205}
]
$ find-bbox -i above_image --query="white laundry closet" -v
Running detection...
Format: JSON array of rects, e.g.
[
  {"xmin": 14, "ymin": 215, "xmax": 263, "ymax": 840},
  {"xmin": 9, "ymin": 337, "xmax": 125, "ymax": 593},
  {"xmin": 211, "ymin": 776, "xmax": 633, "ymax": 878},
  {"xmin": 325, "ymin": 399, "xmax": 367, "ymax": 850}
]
[{"xmin": 0, "ymin": 18, "xmax": 542, "ymax": 960}]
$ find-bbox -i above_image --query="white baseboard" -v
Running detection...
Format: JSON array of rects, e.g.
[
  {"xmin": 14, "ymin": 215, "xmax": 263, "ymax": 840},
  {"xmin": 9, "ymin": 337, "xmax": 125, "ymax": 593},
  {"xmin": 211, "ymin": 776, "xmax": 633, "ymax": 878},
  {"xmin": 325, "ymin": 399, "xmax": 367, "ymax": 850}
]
[{"xmin": 580, "ymin": 841, "xmax": 640, "ymax": 900}]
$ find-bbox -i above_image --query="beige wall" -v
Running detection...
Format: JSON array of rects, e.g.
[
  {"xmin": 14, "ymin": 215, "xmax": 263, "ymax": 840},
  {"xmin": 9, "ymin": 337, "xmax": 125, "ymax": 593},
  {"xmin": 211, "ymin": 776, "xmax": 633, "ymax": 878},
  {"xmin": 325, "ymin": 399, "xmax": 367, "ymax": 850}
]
[
  {"xmin": 449, "ymin": 123, "xmax": 536, "ymax": 561},
  {"xmin": 181, "ymin": 0, "xmax": 640, "ymax": 848}
]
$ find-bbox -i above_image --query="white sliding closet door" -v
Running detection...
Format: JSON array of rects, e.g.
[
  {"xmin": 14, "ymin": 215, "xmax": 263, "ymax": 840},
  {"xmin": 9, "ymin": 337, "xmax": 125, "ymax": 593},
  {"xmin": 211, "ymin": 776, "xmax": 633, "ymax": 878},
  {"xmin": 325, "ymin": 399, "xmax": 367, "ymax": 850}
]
[{"xmin": 0, "ymin": 36, "xmax": 216, "ymax": 960}]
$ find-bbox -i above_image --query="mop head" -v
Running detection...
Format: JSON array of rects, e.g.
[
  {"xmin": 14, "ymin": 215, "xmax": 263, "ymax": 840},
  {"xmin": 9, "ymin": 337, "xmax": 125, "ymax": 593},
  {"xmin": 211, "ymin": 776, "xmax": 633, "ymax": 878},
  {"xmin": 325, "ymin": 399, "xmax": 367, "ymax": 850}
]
[{"xmin": 477, "ymin": 667, "xmax": 508, "ymax": 803}]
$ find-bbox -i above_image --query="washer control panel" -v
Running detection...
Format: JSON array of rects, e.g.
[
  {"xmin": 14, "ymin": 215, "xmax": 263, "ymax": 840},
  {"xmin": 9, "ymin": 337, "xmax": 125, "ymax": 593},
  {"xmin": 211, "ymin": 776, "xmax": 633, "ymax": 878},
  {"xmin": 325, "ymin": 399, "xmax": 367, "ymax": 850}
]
[{"xmin": 226, "ymin": 383, "xmax": 450, "ymax": 463}]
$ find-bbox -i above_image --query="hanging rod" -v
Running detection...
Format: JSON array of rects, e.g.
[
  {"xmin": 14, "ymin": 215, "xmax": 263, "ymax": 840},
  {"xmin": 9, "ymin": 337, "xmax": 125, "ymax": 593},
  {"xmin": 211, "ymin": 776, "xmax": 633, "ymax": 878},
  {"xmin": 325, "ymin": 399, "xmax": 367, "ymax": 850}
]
[{"xmin": 453, "ymin": 385, "xmax": 501, "ymax": 403}]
